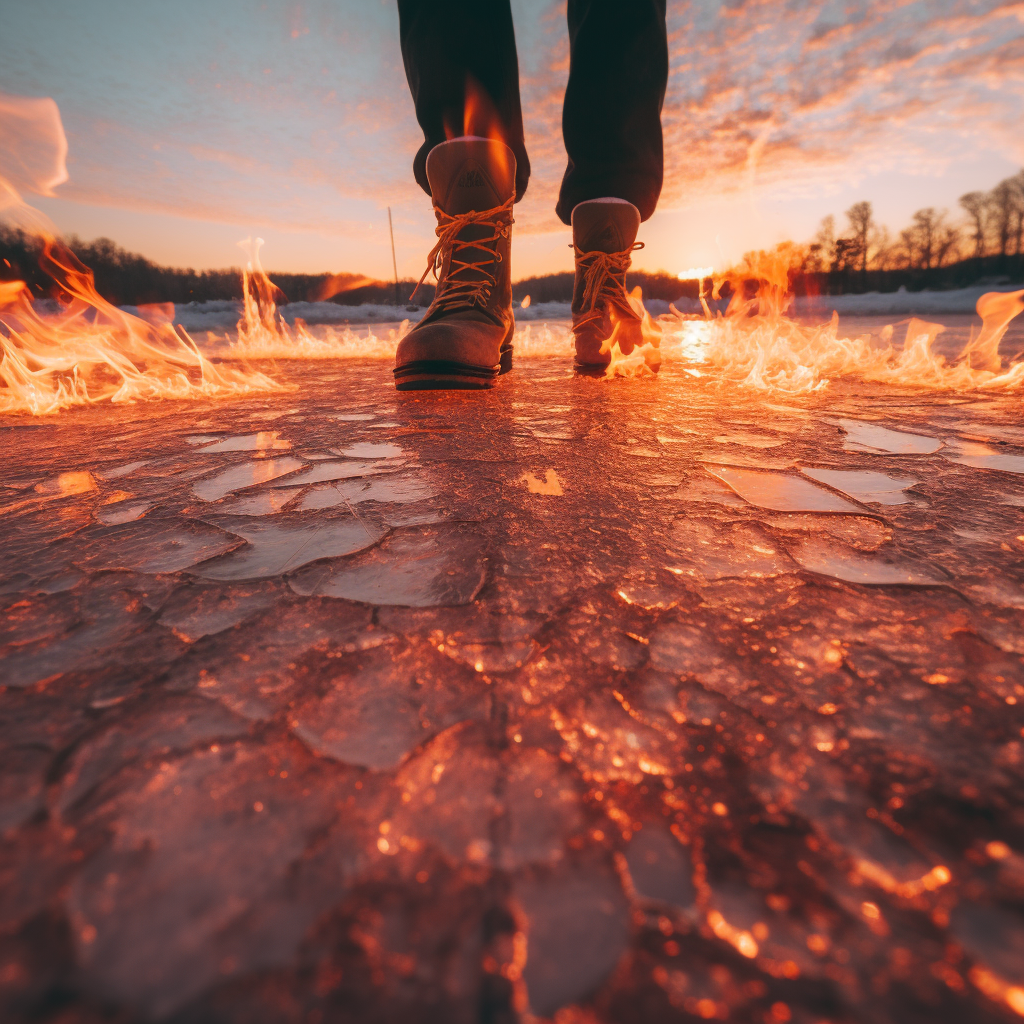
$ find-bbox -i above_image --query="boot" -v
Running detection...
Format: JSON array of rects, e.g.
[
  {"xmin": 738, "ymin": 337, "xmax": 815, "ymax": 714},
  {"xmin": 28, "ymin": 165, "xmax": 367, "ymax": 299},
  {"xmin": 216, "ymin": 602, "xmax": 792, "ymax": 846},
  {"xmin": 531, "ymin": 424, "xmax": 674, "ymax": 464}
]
[
  {"xmin": 394, "ymin": 137, "xmax": 516, "ymax": 390},
  {"xmin": 571, "ymin": 199, "xmax": 644, "ymax": 368}
]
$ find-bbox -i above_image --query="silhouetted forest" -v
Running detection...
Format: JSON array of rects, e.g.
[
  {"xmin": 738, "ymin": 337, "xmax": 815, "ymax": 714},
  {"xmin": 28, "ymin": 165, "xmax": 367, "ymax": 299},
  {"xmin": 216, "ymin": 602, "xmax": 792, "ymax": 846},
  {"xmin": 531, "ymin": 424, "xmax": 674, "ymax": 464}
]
[
  {"xmin": 0, "ymin": 230, "xmax": 382, "ymax": 307},
  {"xmin": 2, "ymin": 167, "xmax": 1021, "ymax": 307},
  {"xmin": 789, "ymin": 168, "xmax": 1024, "ymax": 294}
]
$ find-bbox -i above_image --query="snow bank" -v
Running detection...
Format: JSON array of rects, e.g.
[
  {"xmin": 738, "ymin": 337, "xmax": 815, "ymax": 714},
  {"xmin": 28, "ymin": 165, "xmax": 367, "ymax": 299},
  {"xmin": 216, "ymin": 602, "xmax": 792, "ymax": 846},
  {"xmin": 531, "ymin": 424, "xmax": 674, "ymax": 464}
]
[
  {"xmin": 791, "ymin": 283, "xmax": 1024, "ymax": 318},
  {"xmin": 114, "ymin": 282, "xmax": 1023, "ymax": 333}
]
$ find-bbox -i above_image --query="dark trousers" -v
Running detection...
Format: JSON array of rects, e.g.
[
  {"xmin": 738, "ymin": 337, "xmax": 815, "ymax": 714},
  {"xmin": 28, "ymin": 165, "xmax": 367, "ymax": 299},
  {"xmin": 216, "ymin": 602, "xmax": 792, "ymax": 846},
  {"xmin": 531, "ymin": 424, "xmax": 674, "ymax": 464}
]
[{"xmin": 397, "ymin": 0, "xmax": 668, "ymax": 224}]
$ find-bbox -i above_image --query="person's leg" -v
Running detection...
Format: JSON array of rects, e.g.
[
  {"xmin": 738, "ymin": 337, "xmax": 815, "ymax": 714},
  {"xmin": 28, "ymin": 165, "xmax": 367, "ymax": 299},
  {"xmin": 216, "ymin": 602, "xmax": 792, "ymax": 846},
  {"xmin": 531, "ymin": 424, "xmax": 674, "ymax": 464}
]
[
  {"xmin": 397, "ymin": 0, "xmax": 531, "ymax": 203},
  {"xmin": 560, "ymin": 0, "xmax": 668, "ymax": 369},
  {"xmin": 393, "ymin": 2, "xmax": 525, "ymax": 389},
  {"xmin": 556, "ymin": 0, "xmax": 668, "ymax": 224}
]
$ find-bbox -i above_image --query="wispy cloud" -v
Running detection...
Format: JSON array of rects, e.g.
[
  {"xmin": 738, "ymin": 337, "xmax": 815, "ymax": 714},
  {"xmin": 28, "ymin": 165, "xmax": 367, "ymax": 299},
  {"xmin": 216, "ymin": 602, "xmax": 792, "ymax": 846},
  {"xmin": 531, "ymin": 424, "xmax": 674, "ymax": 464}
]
[
  {"xmin": 514, "ymin": 0, "xmax": 1024, "ymax": 230},
  {"xmin": 2, "ymin": 0, "xmax": 1022, "ymax": 264}
]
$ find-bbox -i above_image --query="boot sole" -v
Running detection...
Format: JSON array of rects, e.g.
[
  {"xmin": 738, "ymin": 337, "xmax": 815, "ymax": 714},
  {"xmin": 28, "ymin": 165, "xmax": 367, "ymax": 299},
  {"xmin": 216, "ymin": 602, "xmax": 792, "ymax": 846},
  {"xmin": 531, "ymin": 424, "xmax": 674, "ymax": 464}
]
[{"xmin": 394, "ymin": 349, "xmax": 513, "ymax": 391}]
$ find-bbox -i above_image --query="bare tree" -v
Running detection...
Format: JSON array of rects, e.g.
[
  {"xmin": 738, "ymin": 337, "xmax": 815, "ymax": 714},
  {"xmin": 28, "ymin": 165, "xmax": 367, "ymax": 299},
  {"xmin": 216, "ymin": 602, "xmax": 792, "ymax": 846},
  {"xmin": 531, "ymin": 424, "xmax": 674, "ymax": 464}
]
[
  {"xmin": 935, "ymin": 222, "xmax": 961, "ymax": 267},
  {"xmin": 807, "ymin": 215, "xmax": 836, "ymax": 273},
  {"xmin": 990, "ymin": 179, "xmax": 1018, "ymax": 257},
  {"xmin": 1003, "ymin": 167, "xmax": 1019, "ymax": 253},
  {"xmin": 899, "ymin": 208, "xmax": 959, "ymax": 269},
  {"xmin": 959, "ymin": 191, "xmax": 989, "ymax": 258},
  {"xmin": 867, "ymin": 224, "xmax": 892, "ymax": 270},
  {"xmin": 845, "ymin": 201, "xmax": 873, "ymax": 274}
]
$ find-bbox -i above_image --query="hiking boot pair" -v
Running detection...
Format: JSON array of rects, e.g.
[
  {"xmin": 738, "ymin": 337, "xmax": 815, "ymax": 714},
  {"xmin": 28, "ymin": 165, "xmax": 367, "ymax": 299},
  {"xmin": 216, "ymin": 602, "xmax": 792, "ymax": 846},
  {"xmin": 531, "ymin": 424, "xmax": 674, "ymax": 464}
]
[{"xmin": 393, "ymin": 137, "xmax": 646, "ymax": 390}]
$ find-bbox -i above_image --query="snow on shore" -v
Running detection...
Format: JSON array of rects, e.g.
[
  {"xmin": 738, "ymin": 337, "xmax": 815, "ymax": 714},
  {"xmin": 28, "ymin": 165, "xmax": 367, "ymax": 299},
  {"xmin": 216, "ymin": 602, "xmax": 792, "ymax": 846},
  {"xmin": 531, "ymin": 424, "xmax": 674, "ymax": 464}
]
[
  {"xmin": 791, "ymin": 283, "xmax": 1024, "ymax": 317},
  {"xmin": 115, "ymin": 282, "xmax": 1023, "ymax": 332}
]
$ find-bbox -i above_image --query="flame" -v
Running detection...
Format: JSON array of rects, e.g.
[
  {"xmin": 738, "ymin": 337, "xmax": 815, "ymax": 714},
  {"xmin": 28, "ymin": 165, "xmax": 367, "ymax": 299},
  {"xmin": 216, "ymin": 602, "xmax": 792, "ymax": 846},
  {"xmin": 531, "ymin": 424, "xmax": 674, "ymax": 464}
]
[
  {"xmin": 0, "ymin": 92, "xmax": 67, "ymax": 197},
  {"xmin": 443, "ymin": 74, "xmax": 514, "ymax": 188},
  {"xmin": 656, "ymin": 246, "xmax": 1024, "ymax": 394},
  {"xmin": 460, "ymin": 74, "xmax": 503, "ymax": 143},
  {"xmin": 961, "ymin": 289, "xmax": 1024, "ymax": 372},
  {"xmin": 678, "ymin": 266, "xmax": 715, "ymax": 281},
  {"xmin": 0, "ymin": 95, "xmax": 280, "ymax": 416},
  {"xmin": 236, "ymin": 237, "xmax": 288, "ymax": 347},
  {"xmin": 4, "ymin": 95, "xmax": 1018, "ymax": 402},
  {"xmin": 228, "ymin": 237, "xmax": 410, "ymax": 359},
  {"xmin": 310, "ymin": 272, "xmax": 378, "ymax": 303},
  {"xmin": 603, "ymin": 285, "xmax": 663, "ymax": 379}
]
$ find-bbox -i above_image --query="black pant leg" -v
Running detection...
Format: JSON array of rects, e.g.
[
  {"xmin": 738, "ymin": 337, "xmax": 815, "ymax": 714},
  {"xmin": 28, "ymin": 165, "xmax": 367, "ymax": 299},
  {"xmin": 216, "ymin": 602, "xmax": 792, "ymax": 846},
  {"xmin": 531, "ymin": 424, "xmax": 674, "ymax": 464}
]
[
  {"xmin": 556, "ymin": 0, "xmax": 668, "ymax": 224},
  {"xmin": 397, "ymin": 0, "xmax": 531, "ymax": 202}
]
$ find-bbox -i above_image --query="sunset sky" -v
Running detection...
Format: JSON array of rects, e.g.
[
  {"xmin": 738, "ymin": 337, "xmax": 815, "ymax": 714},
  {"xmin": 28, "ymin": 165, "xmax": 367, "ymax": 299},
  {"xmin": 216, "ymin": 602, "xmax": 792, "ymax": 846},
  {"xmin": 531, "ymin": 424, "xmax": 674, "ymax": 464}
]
[{"xmin": 3, "ymin": 0, "xmax": 1023, "ymax": 283}]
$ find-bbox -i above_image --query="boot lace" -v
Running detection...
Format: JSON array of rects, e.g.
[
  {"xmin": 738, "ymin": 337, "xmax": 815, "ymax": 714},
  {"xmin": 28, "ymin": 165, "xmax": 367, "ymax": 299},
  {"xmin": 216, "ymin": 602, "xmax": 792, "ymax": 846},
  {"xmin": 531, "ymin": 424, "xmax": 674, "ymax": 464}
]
[
  {"xmin": 412, "ymin": 195, "xmax": 515, "ymax": 310},
  {"xmin": 573, "ymin": 241, "xmax": 644, "ymax": 325}
]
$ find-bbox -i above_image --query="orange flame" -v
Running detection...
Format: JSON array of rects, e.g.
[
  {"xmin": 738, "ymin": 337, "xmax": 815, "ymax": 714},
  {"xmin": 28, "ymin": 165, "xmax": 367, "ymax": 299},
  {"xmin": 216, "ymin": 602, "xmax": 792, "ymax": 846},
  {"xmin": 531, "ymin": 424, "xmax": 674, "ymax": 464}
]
[
  {"xmin": 228, "ymin": 237, "xmax": 410, "ymax": 360},
  {"xmin": 0, "ymin": 94, "xmax": 280, "ymax": 416},
  {"xmin": 442, "ymin": 74, "xmax": 514, "ymax": 188},
  {"xmin": 603, "ymin": 285, "xmax": 663, "ymax": 379},
  {"xmin": 656, "ymin": 245, "xmax": 1024, "ymax": 394},
  {"xmin": 310, "ymin": 272, "xmax": 377, "ymax": 303},
  {"xmin": 461, "ymin": 74, "xmax": 503, "ymax": 142},
  {"xmin": 962, "ymin": 289, "xmax": 1024, "ymax": 372}
]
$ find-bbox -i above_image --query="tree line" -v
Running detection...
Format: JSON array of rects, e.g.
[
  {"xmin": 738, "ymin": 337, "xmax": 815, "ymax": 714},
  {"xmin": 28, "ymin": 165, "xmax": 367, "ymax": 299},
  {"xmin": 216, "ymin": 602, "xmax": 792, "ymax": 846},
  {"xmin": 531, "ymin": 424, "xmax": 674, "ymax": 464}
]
[
  {"xmin": 3, "ymin": 169, "xmax": 1022, "ymax": 309},
  {"xmin": 0, "ymin": 228, "xmax": 394, "ymax": 308},
  {"xmin": 804, "ymin": 168, "xmax": 1024, "ymax": 283}
]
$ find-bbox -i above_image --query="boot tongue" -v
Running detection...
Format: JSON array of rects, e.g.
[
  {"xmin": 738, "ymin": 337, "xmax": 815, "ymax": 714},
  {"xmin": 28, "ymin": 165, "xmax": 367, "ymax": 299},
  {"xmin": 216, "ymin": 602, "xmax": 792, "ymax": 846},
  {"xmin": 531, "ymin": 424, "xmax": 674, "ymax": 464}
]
[
  {"xmin": 572, "ymin": 200, "xmax": 641, "ymax": 254},
  {"xmin": 426, "ymin": 137, "xmax": 516, "ymax": 214}
]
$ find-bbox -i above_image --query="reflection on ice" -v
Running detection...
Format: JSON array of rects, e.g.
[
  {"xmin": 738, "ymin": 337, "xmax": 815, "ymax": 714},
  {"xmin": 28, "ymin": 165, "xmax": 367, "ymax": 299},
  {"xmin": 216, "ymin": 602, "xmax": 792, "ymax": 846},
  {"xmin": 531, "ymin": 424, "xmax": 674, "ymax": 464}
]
[
  {"xmin": 289, "ymin": 526, "xmax": 486, "ymax": 607},
  {"xmin": 945, "ymin": 440, "xmax": 1024, "ymax": 474},
  {"xmin": 34, "ymin": 471, "xmax": 97, "ymax": 498},
  {"xmin": 289, "ymin": 646, "xmax": 488, "ymax": 771},
  {"xmin": 158, "ymin": 582, "xmax": 282, "ymax": 641},
  {"xmin": 790, "ymin": 536, "xmax": 943, "ymax": 585},
  {"xmin": 214, "ymin": 489, "xmax": 302, "ymax": 516},
  {"xmin": 712, "ymin": 430, "xmax": 785, "ymax": 449},
  {"xmin": 706, "ymin": 465, "xmax": 862, "ymax": 512},
  {"xmin": 766, "ymin": 514, "xmax": 892, "ymax": 551},
  {"xmin": 523, "ymin": 469, "xmax": 564, "ymax": 495},
  {"xmin": 95, "ymin": 501, "xmax": 154, "ymax": 526},
  {"xmin": 194, "ymin": 516, "xmax": 385, "ymax": 580},
  {"xmin": 97, "ymin": 461, "xmax": 150, "ymax": 480},
  {"xmin": 838, "ymin": 418, "xmax": 942, "ymax": 455},
  {"xmin": 337, "ymin": 442, "xmax": 405, "ymax": 459},
  {"xmin": 673, "ymin": 473, "xmax": 747, "ymax": 506},
  {"xmin": 191, "ymin": 457, "xmax": 305, "ymax": 502},
  {"xmin": 77, "ymin": 520, "xmax": 242, "ymax": 574},
  {"xmin": 297, "ymin": 474, "xmax": 436, "ymax": 510},
  {"xmin": 668, "ymin": 518, "xmax": 795, "ymax": 580},
  {"xmin": 800, "ymin": 467, "xmax": 919, "ymax": 505},
  {"xmin": 198, "ymin": 431, "xmax": 292, "ymax": 452},
  {"xmin": 273, "ymin": 459, "xmax": 403, "ymax": 487}
]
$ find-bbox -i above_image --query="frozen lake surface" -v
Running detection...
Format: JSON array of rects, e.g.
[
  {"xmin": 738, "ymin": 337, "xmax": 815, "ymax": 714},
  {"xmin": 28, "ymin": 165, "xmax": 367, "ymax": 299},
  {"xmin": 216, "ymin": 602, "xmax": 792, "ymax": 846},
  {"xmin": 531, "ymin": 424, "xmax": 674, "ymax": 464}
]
[{"xmin": 2, "ymin": 359, "xmax": 1023, "ymax": 1023}]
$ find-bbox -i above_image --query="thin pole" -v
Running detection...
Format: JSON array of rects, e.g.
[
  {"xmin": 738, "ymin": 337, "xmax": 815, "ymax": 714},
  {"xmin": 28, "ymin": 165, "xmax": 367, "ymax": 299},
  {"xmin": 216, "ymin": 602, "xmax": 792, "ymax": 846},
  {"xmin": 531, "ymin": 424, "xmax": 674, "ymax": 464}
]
[{"xmin": 388, "ymin": 206, "xmax": 399, "ymax": 306}]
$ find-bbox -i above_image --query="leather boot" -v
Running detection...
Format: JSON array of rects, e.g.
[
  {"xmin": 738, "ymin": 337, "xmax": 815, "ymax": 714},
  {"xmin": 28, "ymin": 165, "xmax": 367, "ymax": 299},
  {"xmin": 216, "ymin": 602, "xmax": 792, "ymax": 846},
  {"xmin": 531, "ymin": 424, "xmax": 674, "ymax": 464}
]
[
  {"xmin": 571, "ymin": 199, "xmax": 645, "ymax": 368},
  {"xmin": 394, "ymin": 137, "xmax": 516, "ymax": 390}
]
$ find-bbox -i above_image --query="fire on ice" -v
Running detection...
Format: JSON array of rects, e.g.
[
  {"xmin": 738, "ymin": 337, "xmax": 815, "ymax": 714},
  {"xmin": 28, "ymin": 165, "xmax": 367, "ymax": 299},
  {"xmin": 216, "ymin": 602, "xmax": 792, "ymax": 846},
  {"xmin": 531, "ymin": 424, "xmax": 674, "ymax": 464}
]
[
  {"xmin": 0, "ymin": 93, "xmax": 281, "ymax": 416},
  {"xmin": 2, "ymin": 92, "xmax": 1024, "ymax": 415}
]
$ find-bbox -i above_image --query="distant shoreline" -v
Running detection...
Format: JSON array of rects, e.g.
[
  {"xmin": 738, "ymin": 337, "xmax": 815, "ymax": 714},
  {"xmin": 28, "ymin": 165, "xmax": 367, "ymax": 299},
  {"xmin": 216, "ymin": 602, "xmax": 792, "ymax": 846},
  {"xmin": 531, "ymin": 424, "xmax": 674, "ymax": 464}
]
[{"xmin": 102, "ymin": 281, "xmax": 1023, "ymax": 332}]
